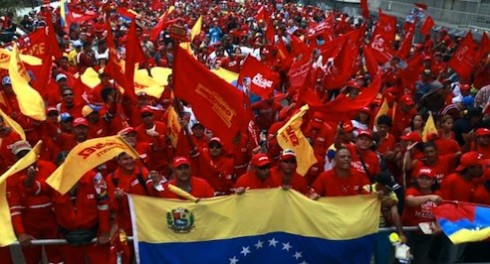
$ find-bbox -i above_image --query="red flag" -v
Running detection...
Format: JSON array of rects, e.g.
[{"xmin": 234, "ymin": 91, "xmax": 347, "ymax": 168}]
[
  {"xmin": 399, "ymin": 53, "xmax": 424, "ymax": 89},
  {"xmin": 363, "ymin": 45, "xmax": 379, "ymax": 78},
  {"xmin": 311, "ymin": 74, "xmax": 382, "ymax": 122},
  {"xmin": 173, "ymin": 47, "xmax": 251, "ymax": 147},
  {"xmin": 116, "ymin": 7, "xmax": 138, "ymax": 19},
  {"xmin": 104, "ymin": 21, "xmax": 136, "ymax": 101},
  {"xmin": 45, "ymin": 11, "xmax": 63, "ymax": 59},
  {"xmin": 287, "ymin": 51, "xmax": 312, "ymax": 88},
  {"xmin": 290, "ymin": 35, "xmax": 310, "ymax": 57},
  {"xmin": 238, "ymin": 55, "xmax": 280, "ymax": 98},
  {"xmin": 256, "ymin": 6, "xmax": 267, "ymax": 22},
  {"xmin": 372, "ymin": 11, "xmax": 397, "ymax": 43},
  {"xmin": 361, "ymin": 0, "xmax": 370, "ymax": 19},
  {"xmin": 265, "ymin": 19, "xmax": 275, "ymax": 45},
  {"xmin": 476, "ymin": 32, "xmax": 490, "ymax": 63},
  {"xmin": 150, "ymin": 7, "xmax": 174, "ymax": 42},
  {"xmin": 398, "ymin": 23, "xmax": 415, "ymax": 59},
  {"xmin": 125, "ymin": 18, "xmax": 145, "ymax": 91},
  {"xmin": 421, "ymin": 16, "xmax": 435, "ymax": 36},
  {"xmin": 448, "ymin": 32, "xmax": 476, "ymax": 80},
  {"xmin": 67, "ymin": 11, "xmax": 98, "ymax": 25},
  {"xmin": 17, "ymin": 28, "xmax": 47, "ymax": 57},
  {"xmin": 297, "ymin": 69, "xmax": 323, "ymax": 107},
  {"xmin": 324, "ymin": 27, "xmax": 363, "ymax": 90}
]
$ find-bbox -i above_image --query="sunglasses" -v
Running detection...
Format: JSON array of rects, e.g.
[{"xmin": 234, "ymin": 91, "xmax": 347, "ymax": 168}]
[
  {"xmin": 62, "ymin": 93, "xmax": 73, "ymax": 97},
  {"xmin": 257, "ymin": 165, "xmax": 270, "ymax": 170},
  {"xmin": 48, "ymin": 112, "xmax": 59, "ymax": 117},
  {"xmin": 209, "ymin": 144, "xmax": 222, "ymax": 149},
  {"xmin": 282, "ymin": 159, "xmax": 296, "ymax": 164},
  {"xmin": 141, "ymin": 113, "xmax": 153, "ymax": 118}
]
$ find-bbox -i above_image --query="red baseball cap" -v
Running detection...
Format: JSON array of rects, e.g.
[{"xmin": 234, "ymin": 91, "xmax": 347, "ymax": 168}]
[
  {"xmin": 400, "ymin": 94, "xmax": 415, "ymax": 106},
  {"xmin": 46, "ymin": 106, "xmax": 58, "ymax": 113},
  {"xmin": 251, "ymin": 153, "xmax": 271, "ymax": 167},
  {"xmin": 342, "ymin": 121, "xmax": 354, "ymax": 133},
  {"xmin": 209, "ymin": 137, "xmax": 223, "ymax": 146},
  {"xmin": 172, "ymin": 156, "xmax": 190, "ymax": 168},
  {"xmin": 475, "ymin": 128, "xmax": 490, "ymax": 137},
  {"xmin": 460, "ymin": 84, "xmax": 471, "ymax": 92},
  {"xmin": 415, "ymin": 167, "xmax": 435, "ymax": 178},
  {"xmin": 456, "ymin": 151, "xmax": 483, "ymax": 172},
  {"xmin": 357, "ymin": 130, "xmax": 373, "ymax": 139},
  {"xmin": 400, "ymin": 132, "xmax": 422, "ymax": 143},
  {"xmin": 359, "ymin": 106, "xmax": 371, "ymax": 115},
  {"xmin": 73, "ymin": 117, "xmax": 89, "ymax": 127},
  {"xmin": 280, "ymin": 149, "xmax": 296, "ymax": 161}
]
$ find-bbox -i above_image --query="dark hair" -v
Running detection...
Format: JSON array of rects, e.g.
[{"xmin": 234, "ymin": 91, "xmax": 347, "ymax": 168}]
[
  {"xmin": 422, "ymin": 141, "xmax": 438, "ymax": 151},
  {"xmin": 56, "ymin": 151, "xmax": 69, "ymax": 166},
  {"xmin": 376, "ymin": 114, "xmax": 392, "ymax": 127}
]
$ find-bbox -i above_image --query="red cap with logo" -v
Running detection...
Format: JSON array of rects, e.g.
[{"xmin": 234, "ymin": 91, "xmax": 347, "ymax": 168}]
[
  {"xmin": 357, "ymin": 130, "xmax": 373, "ymax": 139},
  {"xmin": 251, "ymin": 153, "xmax": 271, "ymax": 167},
  {"xmin": 400, "ymin": 132, "xmax": 422, "ymax": 143},
  {"xmin": 456, "ymin": 151, "xmax": 483, "ymax": 172},
  {"xmin": 172, "ymin": 156, "xmax": 191, "ymax": 168},
  {"xmin": 400, "ymin": 94, "xmax": 415, "ymax": 106},
  {"xmin": 415, "ymin": 167, "xmax": 435, "ymax": 178},
  {"xmin": 475, "ymin": 128, "xmax": 490, "ymax": 137},
  {"xmin": 280, "ymin": 149, "xmax": 296, "ymax": 160},
  {"xmin": 73, "ymin": 117, "xmax": 89, "ymax": 127}
]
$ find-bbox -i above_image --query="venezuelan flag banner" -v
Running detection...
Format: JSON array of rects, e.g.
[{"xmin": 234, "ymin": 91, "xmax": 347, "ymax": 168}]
[
  {"xmin": 433, "ymin": 202, "xmax": 490, "ymax": 244},
  {"xmin": 129, "ymin": 189, "xmax": 380, "ymax": 264}
]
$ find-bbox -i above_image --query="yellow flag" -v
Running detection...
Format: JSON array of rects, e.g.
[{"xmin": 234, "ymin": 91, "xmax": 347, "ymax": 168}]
[
  {"xmin": 212, "ymin": 67, "xmax": 239, "ymax": 83},
  {"xmin": 422, "ymin": 112, "xmax": 438, "ymax": 142},
  {"xmin": 190, "ymin": 16, "xmax": 203, "ymax": 41},
  {"xmin": 0, "ymin": 48, "xmax": 42, "ymax": 69},
  {"xmin": 46, "ymin": 135, "xmax": 140, "ymax": 195},
  {"xmin": 0, "ymin": 141, "xmax": 42, "ymax": 246},
  {"xmin": 146, "ymin": 67, "xmax": 172, "ymax": 86},
  {"xmin": 134, "ymin": 68, "xmax": 166, "ymax": 98},
  {"xmin": 167, "ymin": 106, "xmax": 181, "ymax": 148},
  {"xmin": 374, "ymin": 98, "xmax": 389, "ymax": 127},
  {"xmin": 276, "ymin": 105, "xmax": 317, "ymax": 176},
  {"xmin": 0, "ymin": 108, "xmax": 25, "ymax": 140},
  {"xmin": 8, "ymin": 44, "xmax": 46, "ymax": 121}
]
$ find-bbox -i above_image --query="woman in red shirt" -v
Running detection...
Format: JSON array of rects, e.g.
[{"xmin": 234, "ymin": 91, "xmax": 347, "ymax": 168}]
[{"xmin": 401, "ymin": 167, "xmax": 442, "ymax": 264}]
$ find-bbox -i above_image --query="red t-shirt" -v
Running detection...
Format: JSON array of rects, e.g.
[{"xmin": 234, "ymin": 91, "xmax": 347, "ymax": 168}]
[
  {"xmin": 346, "ymin": 145, "xmax": 380, "ymax": 181},
  {"xmin": 158, "ymin": 178, "xmax": 214, "ymax": 199},
  {"xmin": 440, "ymin": 173, "xmax": 476, "ymax": 202},
  {"xmin": 401, "ymin": 187, "xmax": 440, "ymax": 226},
  {"xmin": 270, "ymin": 167, "xmax": 309, "ymax": 195},
  {"xmin": 377, "ymin": 133, "xmax": 397, "ymax": 154},
  {"xmin": 434, "ymin": 138, "xmax": 461, "ymax": 156},
  {"xmin": 413, "ymin": 154, "xmax": 456, "ymax": 185},
  {"xmin": 312, "ymin": 168, "xmax": 370, "ymax": 197},
  {"xmin": 235, "ymin": 171, "xmax": 280, "ymax": 190},
  {"xmin": 472, "ymin": 184, "xmax": 490, "ymax": 205}
]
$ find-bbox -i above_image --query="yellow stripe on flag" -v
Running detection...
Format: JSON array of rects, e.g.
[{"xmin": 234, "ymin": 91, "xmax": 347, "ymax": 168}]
[
  {"xmin": 46, "ymin": 135, "xmax": 140, "ymax": 195},
  {"xmin": 8, "ymin": 44, "xmax": 46, "ymax": 121},
  {"xmin": 0, "ymin": 140, "xmax": 42, "ymax": 246},
  {"xmin": 276, "ymin": 105, "xmax": 317, "ymax": 176},
  {"xmin": 0, "ymin": 108, "xmax": 25, "ymax": 140},
  {"xmin": 422, "ymin": 112, "xmax": 437, "ymax": 142},
  {"xmin": 167, "ymin": 106, "xmax": 181, "ymax": 148}
]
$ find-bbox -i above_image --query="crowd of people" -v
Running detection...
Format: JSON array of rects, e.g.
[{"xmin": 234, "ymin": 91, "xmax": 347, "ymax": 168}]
[{"xmin": 1, "ymin": 0, "xmax": 490, "ymax": 263}]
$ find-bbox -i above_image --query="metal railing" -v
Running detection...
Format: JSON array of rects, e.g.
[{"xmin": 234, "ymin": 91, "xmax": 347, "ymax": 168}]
[
  {"xmin": 379, "ymin": 0, "xmax": 490, "ymax": 31},
  {"xmin": 7, "ymin": 227, "xmax": 421, "ymax": 246}
]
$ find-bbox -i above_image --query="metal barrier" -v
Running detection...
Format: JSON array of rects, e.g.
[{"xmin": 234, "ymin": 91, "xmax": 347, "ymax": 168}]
[
  {"xmin": 8, "ymin": 227, "xmax": 421, "ymax": 246},
  {"xmin": 379, "ymin": 0, "xmax": 490, "ymax": 31}
]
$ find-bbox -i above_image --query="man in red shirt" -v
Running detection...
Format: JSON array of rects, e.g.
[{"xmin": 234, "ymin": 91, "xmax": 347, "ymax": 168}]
[
  {"xmin": 473, "ymin": 159, "xmax": 490, "ymax": 204},
  {"xmin": 193, "ymin": 137, "xmax": 235, "ymax": 195},
  {"xmin": 474, "ymin": 128, "xmax": 490, "ymax": 159},
  {"xmin": 154, "ymin": 157, "xmax": 214, "ymax": 199},
  {"xmin": 347, "ymin": 130, "xmax": 381, "ymax": 182},
  {"xmin": 235, "ymin": 153, "xmax": 280, "ymax": 192},
  {"xmin": 6, "ymin": 141, "xmax": 62, "ymax": 264},
  {"xmin": 270, "ymin": 149, "xmax": 309, "ymax": 194},
  {"xmin": 0, "ymin": 116, "xmax": 22, "ymax": 173},
  {"xmin": 389, "ymin": 94, "xmax": 417, "ymax": 138},
  {"xmin": 310, "ymin": 147, "xmax": 370, "ymax": 198},
  {"xmin": 438, "ymin": 151, "xmax": 483, "ymax": 264},
  {"xmin": 412, "ymin": 141, "xmax": 459, "ymax": 185},
  {"xmin": 53, "ymin": 153, "xmax": 110, "ymax": 264}
]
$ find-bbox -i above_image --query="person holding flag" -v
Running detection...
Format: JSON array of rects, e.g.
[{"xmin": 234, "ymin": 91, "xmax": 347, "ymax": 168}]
[
  {"xmin": 7, "ymin": 140, "xmax": 62, "ymax": 264},
  {"xmin": 270, "ymin": 149, "xmax": 309, "ymax": 195}
]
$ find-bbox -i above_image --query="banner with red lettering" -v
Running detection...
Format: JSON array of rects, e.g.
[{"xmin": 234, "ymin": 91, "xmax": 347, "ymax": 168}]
[
  {"xmin": 46, "ymin": 135, "xmax": 140, "ymax": 195},
  {"xmin": 17, "ymin": 28, "xmax": 47, "ymax": 57},
  {"xmin": 238, "ymin": 55, "xmax": 280, "ymax": 98},
  {"xmin": 173, "ymin": 46, "xmax": 251, "ymax": 148},
  {"xmin": 448, "ymin": 32, "xmax": 476, "ymax": 80},
  {"xmin": 372, "ymin": 11, "xmax": 397, "ymax": 43},
  {"xmin": 287, "ymin": 53, "xmax": 312, "ymax": 88}
]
